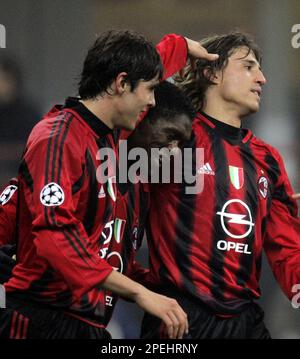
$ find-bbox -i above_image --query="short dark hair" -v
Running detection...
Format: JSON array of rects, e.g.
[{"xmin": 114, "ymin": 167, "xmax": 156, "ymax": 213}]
[
  {"xmin": 175, "ymin": 32, "xmax": 262, "ymax": 111},
  {"xmin": 78, "ymin": 30, "xmax": 163, "ymax": 99},
  {"xmin": 128, "ymin": 81, "xmax": 195, "ymax": 149}
]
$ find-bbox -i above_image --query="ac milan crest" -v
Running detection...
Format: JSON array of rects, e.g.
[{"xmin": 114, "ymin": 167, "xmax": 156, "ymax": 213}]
[{"xmin": 258, "ymin": 176, "xmax": 268, "ymax": 199}]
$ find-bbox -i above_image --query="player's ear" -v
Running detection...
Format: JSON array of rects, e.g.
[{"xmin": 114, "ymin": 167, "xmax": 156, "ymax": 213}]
[
  {"xmin": 203, "ymin": 67, "xmax": 220, "ymax": 84},
  {"xmin": 114, "ymin": 72, "xmax": 129, "ymax": 95}
]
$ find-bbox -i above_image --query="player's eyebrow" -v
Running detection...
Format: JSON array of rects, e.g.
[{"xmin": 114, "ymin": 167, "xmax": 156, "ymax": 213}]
[
  {"xmin": 149, "ymin": 80, "xmax": 160, "ymax": 89},
  {"xmin": 240, "ymin": 59, "xmax": 262, "ymax": 71}
]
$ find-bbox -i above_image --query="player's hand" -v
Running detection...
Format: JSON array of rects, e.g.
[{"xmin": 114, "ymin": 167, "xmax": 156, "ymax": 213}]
[
  {"xmin": 134, "ymin": 289, "xmax": 188, "ymax": 339},
  {"xmin": 181, "ymin": 37, "xmax": 219, "ymax": 76},
  {"xmin": 185, "ymin": 37, "xmax": 219, "ymax": 62},
  {"xmin": 292, "ymin": 193, "xmax": 300, "ymax": 200}
]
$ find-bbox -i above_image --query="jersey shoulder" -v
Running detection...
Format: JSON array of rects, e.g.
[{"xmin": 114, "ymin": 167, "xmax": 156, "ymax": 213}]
[{"xmin": 250, "ymin": 134, "xmax": 283, "ymax": 164}]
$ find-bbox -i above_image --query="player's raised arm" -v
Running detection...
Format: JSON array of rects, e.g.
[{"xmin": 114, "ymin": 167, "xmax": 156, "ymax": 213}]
[{"xmin": 156, "ymin": 33, "xmax": 219, "ymax": 81}]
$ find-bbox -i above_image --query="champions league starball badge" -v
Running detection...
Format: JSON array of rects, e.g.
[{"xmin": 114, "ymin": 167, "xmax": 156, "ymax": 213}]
[{"xmin": 40, "ymin": 182, "xmax": 65, "ymax": 206}]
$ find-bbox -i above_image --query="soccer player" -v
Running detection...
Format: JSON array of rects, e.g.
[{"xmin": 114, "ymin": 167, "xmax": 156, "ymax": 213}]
[
  {"xmin": 0, "ymin": 30, "xmax": 190, "ymax": 339},
  {"xmin": 102, "ymin": 81, "xmax": 196, "ymax": 327},
  {"xmin": 0, "ymin": 81, "xmax": 196, "ymax": 337},
  {"xmin": 140, "ymin": 32, "xmax": 300, "ymax": 339},
  {"xmin": 0, "ymin": 31, "xmax": 217, "ymax": 339}
]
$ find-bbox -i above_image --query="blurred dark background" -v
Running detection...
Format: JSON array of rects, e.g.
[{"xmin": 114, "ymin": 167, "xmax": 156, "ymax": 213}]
[{"xmin": 0, "ymin": 0, "xmax": 299, "ymax": 338}]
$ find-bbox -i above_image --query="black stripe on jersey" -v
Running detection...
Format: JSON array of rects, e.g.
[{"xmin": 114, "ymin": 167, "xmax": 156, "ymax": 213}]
[
  {"xmin": 113, "ymin": 128, "xmax": 121, "ymax": 144},
  {"xmin": 72, "ymin": 165, "xmax": 85, "ymax": 195},
  {"xmin": 65, "ymin": 227, "xmax": 96, "ymax": 265},
  {"xmin": 96, "ymin": 137, "xmax": 115, "ymax": 225},
  {"xmin": 122, "ymin": 184, "xmax": 135, "ymax": 274},
  {"xmin": 137, "ymin": 185, "xmax": 149, "ymax": 249},
  {"xmin": 45, "ymin": 115, "xmax": 64, "ymax": 184},
  {"xmin": 48, "ymin": 114, "xmax": 73, "ymax": 226},
  {"xmin": 63, "ymin": 228, "xmax": 92, "ymax": 267},
  {"xmin": 44, "ymin": 115, "xmax": 63, "ymax": 227},
  {"xmin": 56, "ymin": 115, "xmax": 73, "ymax": 184},
  {"xmin": 264, "ymin": 153, "xmax": 280, "ymax": 187},
  {"xmin": 73, "ymin": 226, "xmax": 89, "ymax": 248},
  {"xmin": 19, "ymin": 160, "xmax": 34, "ymax": 193},
  {"xmin": 264, "ymin": 153, "xmax": 296, "ymax": 215},
  {"xmin": 261, "ymin": 216, "xmax": 267, "ymax": 237},
  {"xmin": 274, "ymin": 184, "xmax": 296, "ymax": 215},
  {"xmin": 173, "ymin": 134, "xmax": 199, "ymax": 295},
  {"xmin": 207, "ymin": 128, "xmax": 230, "ymax": 302},
  {"xmin": 51, "ymin": 119, "xmax": 67, "ymax": 182},
  {"xmin": 236, "ymin": 143, "xmax": 259, "ymax": 296},
  {"xmin": 83, "ymin": 150, "xmax": 99, "ymax": 236}
]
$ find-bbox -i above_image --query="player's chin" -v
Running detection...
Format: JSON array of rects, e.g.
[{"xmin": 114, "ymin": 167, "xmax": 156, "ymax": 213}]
[{"xmin": 247, "ymin": 102, "xmax": 260, "ymax": 114}]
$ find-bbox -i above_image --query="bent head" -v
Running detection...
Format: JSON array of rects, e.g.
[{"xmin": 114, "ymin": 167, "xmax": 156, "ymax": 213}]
[
  {"xmin": 176, "ymin": 32, "xmax": 266, "ymax": 116},
  {"xmin": 78, "ymin": 30, "xmax": 163, "ymax": 130},
  {"xmin": 128, "ymin": 81, "xmax": 195, "ymax": 175},
  {"xmin": 128, "ymin": 81, "xmax": 195, "ymax": 151}
]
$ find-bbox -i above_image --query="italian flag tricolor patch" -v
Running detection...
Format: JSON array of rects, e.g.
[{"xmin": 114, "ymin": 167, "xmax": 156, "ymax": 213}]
[
  {"xmin": 229, "ymin": 166, "xmax": 244, "ymax": 190},
  {"xmin": 114, "ymin": 218, "xmax": 126, "ymax": 243},
  {"xmin": 107, "ymin": 176, "xmax": 116, "ymax": 202}
]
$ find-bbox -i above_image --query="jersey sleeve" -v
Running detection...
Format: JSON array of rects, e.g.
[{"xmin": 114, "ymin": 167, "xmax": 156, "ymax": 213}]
[
  {"xmin": 0, "ymin": 178, "xmax": 18, "ymax": 246},
  {"xmin": 156, "ymin": 33, "xmax": 188, "ymax": 81},
  {"xmin": 263, "ymin": 150, "xmax": 300, "ymax": 300},
  {"xmin": 21, "ymin": 120, "xmax": 113, "ymax": 300},
  {"xmin": 119, "ymin": 33, "xmax": 188, "ymax": 141}
]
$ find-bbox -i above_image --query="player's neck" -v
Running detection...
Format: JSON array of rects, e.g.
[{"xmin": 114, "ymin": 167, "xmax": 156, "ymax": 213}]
[
  {"xmin": 203, "ymin": 100, "xmax": 242, "ymax": 128},
  {"xmin": 80, "ymin": 98, "xmax": 115, "ymax": 130}
]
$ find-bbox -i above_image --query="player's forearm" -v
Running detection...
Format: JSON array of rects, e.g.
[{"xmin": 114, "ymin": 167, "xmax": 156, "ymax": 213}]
[
  {"xmin": 101, "ymin": 269, "xmax": 146, "ymax": 301},
  {"xmin": 101, "ymin": 270, "xmax": 189, "ymax": 339}
]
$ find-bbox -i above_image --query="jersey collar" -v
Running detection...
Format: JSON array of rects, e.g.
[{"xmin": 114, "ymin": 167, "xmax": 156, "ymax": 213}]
[
  {"xmin": 197, "ymin": 112, "xmax": 252, "ymax": 145},
  {"xmin": 64, "ymin": 97, "xmax": 113, "ymax": 137}
]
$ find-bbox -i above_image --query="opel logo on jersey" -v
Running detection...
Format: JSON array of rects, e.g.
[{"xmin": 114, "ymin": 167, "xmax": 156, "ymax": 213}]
[
  {"xmin": 217, "ymin": 199, "xmax": 255, "ymax": 239},
  {"xmin": 40, "ymin": 182, "xmax": 65, "ymax": 207},
  {"xmin": 0, "ymin": 185, "xmax": 17, "ymax": 206},
  {"xmin": 258, "ymin": 176, "xmax": 268, "ymax": 199}
]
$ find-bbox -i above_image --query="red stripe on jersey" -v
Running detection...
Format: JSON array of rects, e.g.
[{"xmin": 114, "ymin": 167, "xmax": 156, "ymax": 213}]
[{"xmin": 9, "ymin": 310, "xmax": 18, "ymax": 339}]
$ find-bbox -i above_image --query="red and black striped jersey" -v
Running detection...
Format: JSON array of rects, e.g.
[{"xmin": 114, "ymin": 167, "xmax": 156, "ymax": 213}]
[
  {"xmin": 146, "ymin": 113, "xmax": 300, "ymax": 314},
  {"xmin": 102, "ymin": 181, "xmax": 150, "ymax": 325},
  {"xmin": 2, "ymin": 33, "xmax": 188, "ymax": 327},
  {"xmin": 4, "ymin": 99, "xmax": 117, "ymax": 326}
]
